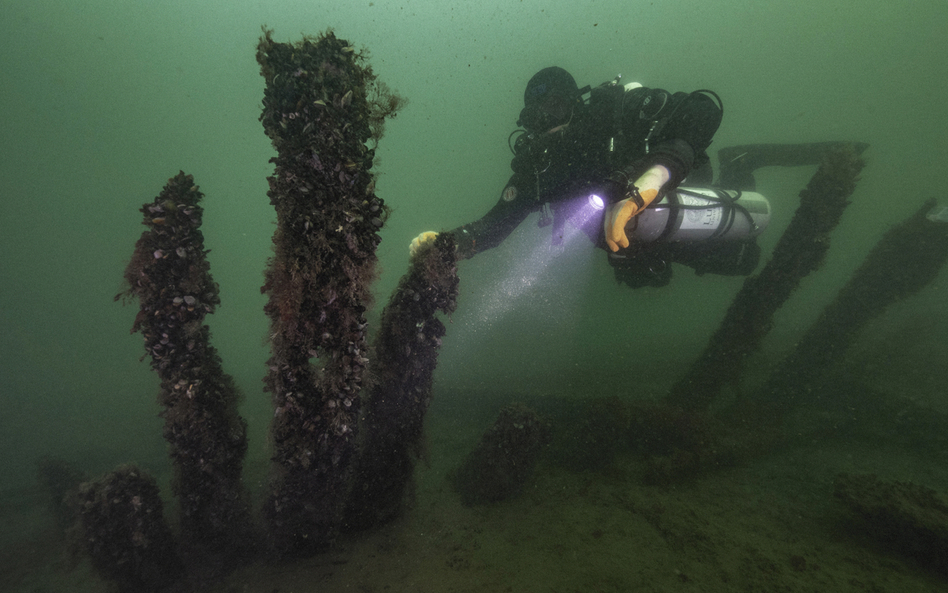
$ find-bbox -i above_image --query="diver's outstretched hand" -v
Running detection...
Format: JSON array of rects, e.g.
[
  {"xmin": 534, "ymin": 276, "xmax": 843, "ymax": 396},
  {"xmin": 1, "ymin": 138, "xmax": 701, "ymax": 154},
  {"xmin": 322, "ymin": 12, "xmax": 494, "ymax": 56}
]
[{"xmin": 409, "ymin": 231, "xmax": 438, "ymax": 258}]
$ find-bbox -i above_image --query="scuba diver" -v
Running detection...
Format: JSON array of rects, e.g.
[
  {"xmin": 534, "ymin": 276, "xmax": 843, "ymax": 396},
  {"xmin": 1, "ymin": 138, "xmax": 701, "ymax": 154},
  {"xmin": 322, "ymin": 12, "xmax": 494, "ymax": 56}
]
[{"xmin": 409, "ymin": 66, "xmax": 866, "ymax": 288}]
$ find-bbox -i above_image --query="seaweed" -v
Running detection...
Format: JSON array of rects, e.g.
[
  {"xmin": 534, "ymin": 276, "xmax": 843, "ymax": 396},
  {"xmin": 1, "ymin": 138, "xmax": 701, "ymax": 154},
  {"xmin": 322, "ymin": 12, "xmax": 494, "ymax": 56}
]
[
  {"xmin": 75, "ymin": 466, "xmax": 183, "ymax": 593},
  {"xmin": 449, "ymin": 403, "xmax": 548, "ymax": 506},
  {"xmin": 345, "ymin": 234, "xmax": 459, "ymax": 529},
  {"xmin": 255, "ymin": 28, "xmax": 405, "ymax": 554},
  {"xmin": 118, "ymin": 172, "xmax": 254, "ymax": 559}
]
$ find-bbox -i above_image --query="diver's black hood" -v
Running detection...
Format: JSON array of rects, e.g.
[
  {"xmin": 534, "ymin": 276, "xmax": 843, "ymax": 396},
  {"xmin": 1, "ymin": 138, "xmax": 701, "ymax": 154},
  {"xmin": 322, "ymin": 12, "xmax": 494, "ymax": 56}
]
[
  {"xmin": 523, "ymin": 66, "xmax": 578, "ymax": 106},
  {"xmin": 517, "ymin": 66, "xmax": 583, "ymax": 131}
]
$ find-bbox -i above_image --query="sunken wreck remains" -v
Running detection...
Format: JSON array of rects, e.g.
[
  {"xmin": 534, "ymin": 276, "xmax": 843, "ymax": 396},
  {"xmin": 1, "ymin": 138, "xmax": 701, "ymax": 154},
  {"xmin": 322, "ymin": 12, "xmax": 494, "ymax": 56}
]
[
  {"xmin": 255, "ymin": 27, "xmax": 406, "ymax": 553},
  {"xmin": 118, "ymin": 171, "xmax": 255, "ymax": 560},
  {"xmin": 449, "ymin": 403, "xmax": 548, "ymax": 506},
  {"xmin": 761, "ymin": 197, "xmax": 948, "ymax": 412},
  {"xmin": 667, "ymin": 144, "xmax": 864, "ymax": 413},
  {"xmin": 69, "ymin": 28, "xmax": 454, "ymax": 589},
  {"xmin": 57, "ymin": 25, "xmax": 948, "ymax": 592},
  {"xmin": 75, "ymin": 466, "xmax": 183, "ymax": 593},
  {"xmin": 346, "ymin": 233, "xmax": 460, "ymax": 529}
]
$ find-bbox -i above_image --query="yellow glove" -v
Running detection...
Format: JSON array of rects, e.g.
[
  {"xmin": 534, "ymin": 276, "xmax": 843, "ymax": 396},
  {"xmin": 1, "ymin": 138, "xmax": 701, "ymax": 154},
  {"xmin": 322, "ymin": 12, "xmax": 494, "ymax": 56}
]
[
  {"xmin": 409, "ymin": 231, "xmax": 438, "ymax": 258},
  {"xmin": 603, "ymin": 164, "xmax": 670, "ymax": 252},
  {"xmin": 604, "ymin": 188, "xmax": 659, "ymax": 252}
]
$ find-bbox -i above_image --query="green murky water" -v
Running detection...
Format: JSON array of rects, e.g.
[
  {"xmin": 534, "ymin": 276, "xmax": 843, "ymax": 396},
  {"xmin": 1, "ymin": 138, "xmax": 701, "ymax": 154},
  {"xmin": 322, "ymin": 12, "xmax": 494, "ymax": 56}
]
[{"xmin": 2, "ymin": 1, "xmax": 947, "ymax": 591}]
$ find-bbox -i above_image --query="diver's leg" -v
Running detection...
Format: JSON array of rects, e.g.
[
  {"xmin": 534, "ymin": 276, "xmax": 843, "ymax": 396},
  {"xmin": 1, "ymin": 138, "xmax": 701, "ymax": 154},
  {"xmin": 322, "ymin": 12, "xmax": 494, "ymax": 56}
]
[
  {"xmin": 685, "ymin": 158, "xmax": 714, "ymax": 186},
  {"xmin": 670, "ymin": 240, "xmax": 762, "ymax": 277},
  {"xmin": 717, "ymin": 141, "xmax": 870, "ymax": 190}
]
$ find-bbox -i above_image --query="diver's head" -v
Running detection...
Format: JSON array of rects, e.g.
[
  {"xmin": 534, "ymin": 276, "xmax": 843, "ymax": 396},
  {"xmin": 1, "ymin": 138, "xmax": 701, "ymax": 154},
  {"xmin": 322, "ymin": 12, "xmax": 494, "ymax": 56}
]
[{"xmin": 517, "ymin": 66, "xmax": 582, "ymax": 133}]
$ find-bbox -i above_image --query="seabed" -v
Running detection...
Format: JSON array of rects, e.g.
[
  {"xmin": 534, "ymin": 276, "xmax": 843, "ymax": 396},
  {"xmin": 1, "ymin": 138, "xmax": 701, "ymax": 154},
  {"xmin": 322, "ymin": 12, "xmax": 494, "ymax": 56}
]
[{"xmin": 5, "ymin": 368, "xmax": 948, "ymax": 593}]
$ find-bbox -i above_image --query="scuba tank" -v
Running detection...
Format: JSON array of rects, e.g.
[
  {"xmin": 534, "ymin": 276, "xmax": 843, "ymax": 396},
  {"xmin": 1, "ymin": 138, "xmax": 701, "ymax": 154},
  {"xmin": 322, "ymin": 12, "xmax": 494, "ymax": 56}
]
[{"xmin": 625, "ymin": 187, "xmax": 770, "ymax": 243}]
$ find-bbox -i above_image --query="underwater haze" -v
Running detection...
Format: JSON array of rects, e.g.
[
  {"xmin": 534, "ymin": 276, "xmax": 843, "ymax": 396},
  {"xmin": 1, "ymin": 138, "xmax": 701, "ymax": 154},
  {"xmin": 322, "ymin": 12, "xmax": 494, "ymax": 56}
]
[{"xmin": 2, "ymin": 0, "xmax": 948, "ymax": 591}]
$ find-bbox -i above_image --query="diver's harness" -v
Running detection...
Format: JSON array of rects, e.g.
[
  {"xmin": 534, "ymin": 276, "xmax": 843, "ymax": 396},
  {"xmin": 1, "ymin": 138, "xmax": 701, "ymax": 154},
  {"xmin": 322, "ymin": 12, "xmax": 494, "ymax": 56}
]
[{"xmin": 508, "ymin": 76, "xmax": 767, "ymax": 244}]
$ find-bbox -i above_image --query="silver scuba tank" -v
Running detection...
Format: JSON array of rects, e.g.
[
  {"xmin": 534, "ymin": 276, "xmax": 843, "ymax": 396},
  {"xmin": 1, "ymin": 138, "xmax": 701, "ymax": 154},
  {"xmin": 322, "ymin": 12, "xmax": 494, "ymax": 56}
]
[{"xmin": 626, "ymin": 187, "xmax": 770, "ymax": 243}]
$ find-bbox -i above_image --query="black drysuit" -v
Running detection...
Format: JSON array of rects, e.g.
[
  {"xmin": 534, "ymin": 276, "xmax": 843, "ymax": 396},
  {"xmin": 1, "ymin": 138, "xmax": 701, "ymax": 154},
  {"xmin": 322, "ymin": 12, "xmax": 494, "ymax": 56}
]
[{"xmin": 447, "ymin": 82, "xmax": 724, "ymax": 263}]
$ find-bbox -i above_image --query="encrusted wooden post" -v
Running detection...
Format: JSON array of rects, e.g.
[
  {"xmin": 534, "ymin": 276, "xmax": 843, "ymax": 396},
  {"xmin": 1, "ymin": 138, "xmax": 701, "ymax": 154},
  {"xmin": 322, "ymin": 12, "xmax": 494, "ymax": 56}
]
[{"xmin": 256, "ymin": 28, "xmax": 404, "ymax": 553}]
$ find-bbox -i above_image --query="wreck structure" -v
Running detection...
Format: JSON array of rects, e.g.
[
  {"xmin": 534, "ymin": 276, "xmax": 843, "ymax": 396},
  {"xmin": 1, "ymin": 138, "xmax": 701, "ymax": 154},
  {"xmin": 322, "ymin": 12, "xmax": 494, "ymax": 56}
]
[
  {"xmin": 119, "ymin": 172, "xmax": 254, "ymax": 559},
  {"xmin": 63, "ymin": 23, "xmax": 948, "ymax": 593},
  {"xmin": 255, "ymin": 28, "xmax": 407, "ymax": 553}
]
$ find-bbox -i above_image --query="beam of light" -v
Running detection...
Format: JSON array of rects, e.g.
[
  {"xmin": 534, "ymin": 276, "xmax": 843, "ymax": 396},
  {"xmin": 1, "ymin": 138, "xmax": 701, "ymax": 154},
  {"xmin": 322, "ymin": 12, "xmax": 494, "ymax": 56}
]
[
  {"xmin": 438, "ymin": 195, "xmax": 604, "ymax": 393},
  {"xmin": 466, "ymin": 195, "xmax": 604, "ymax": 329}
]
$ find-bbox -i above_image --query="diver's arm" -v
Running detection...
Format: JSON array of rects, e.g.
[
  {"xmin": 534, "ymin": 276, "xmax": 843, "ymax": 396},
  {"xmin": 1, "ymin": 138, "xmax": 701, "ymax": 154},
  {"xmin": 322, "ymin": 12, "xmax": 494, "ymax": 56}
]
[
  {"xmin": 603, "ymin": 88, "xmax": 722, "ymax": 251},
  {"xmin": 447, "ymin": 176, "xmax": 536, "ymax": 259},
  {"xmin": 619, "ymin": 87, "xmax": 722, "ymax": 186},
  {"xmin": 409, "ymin": 175, "xmax": 536, "ymax": 260}
]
